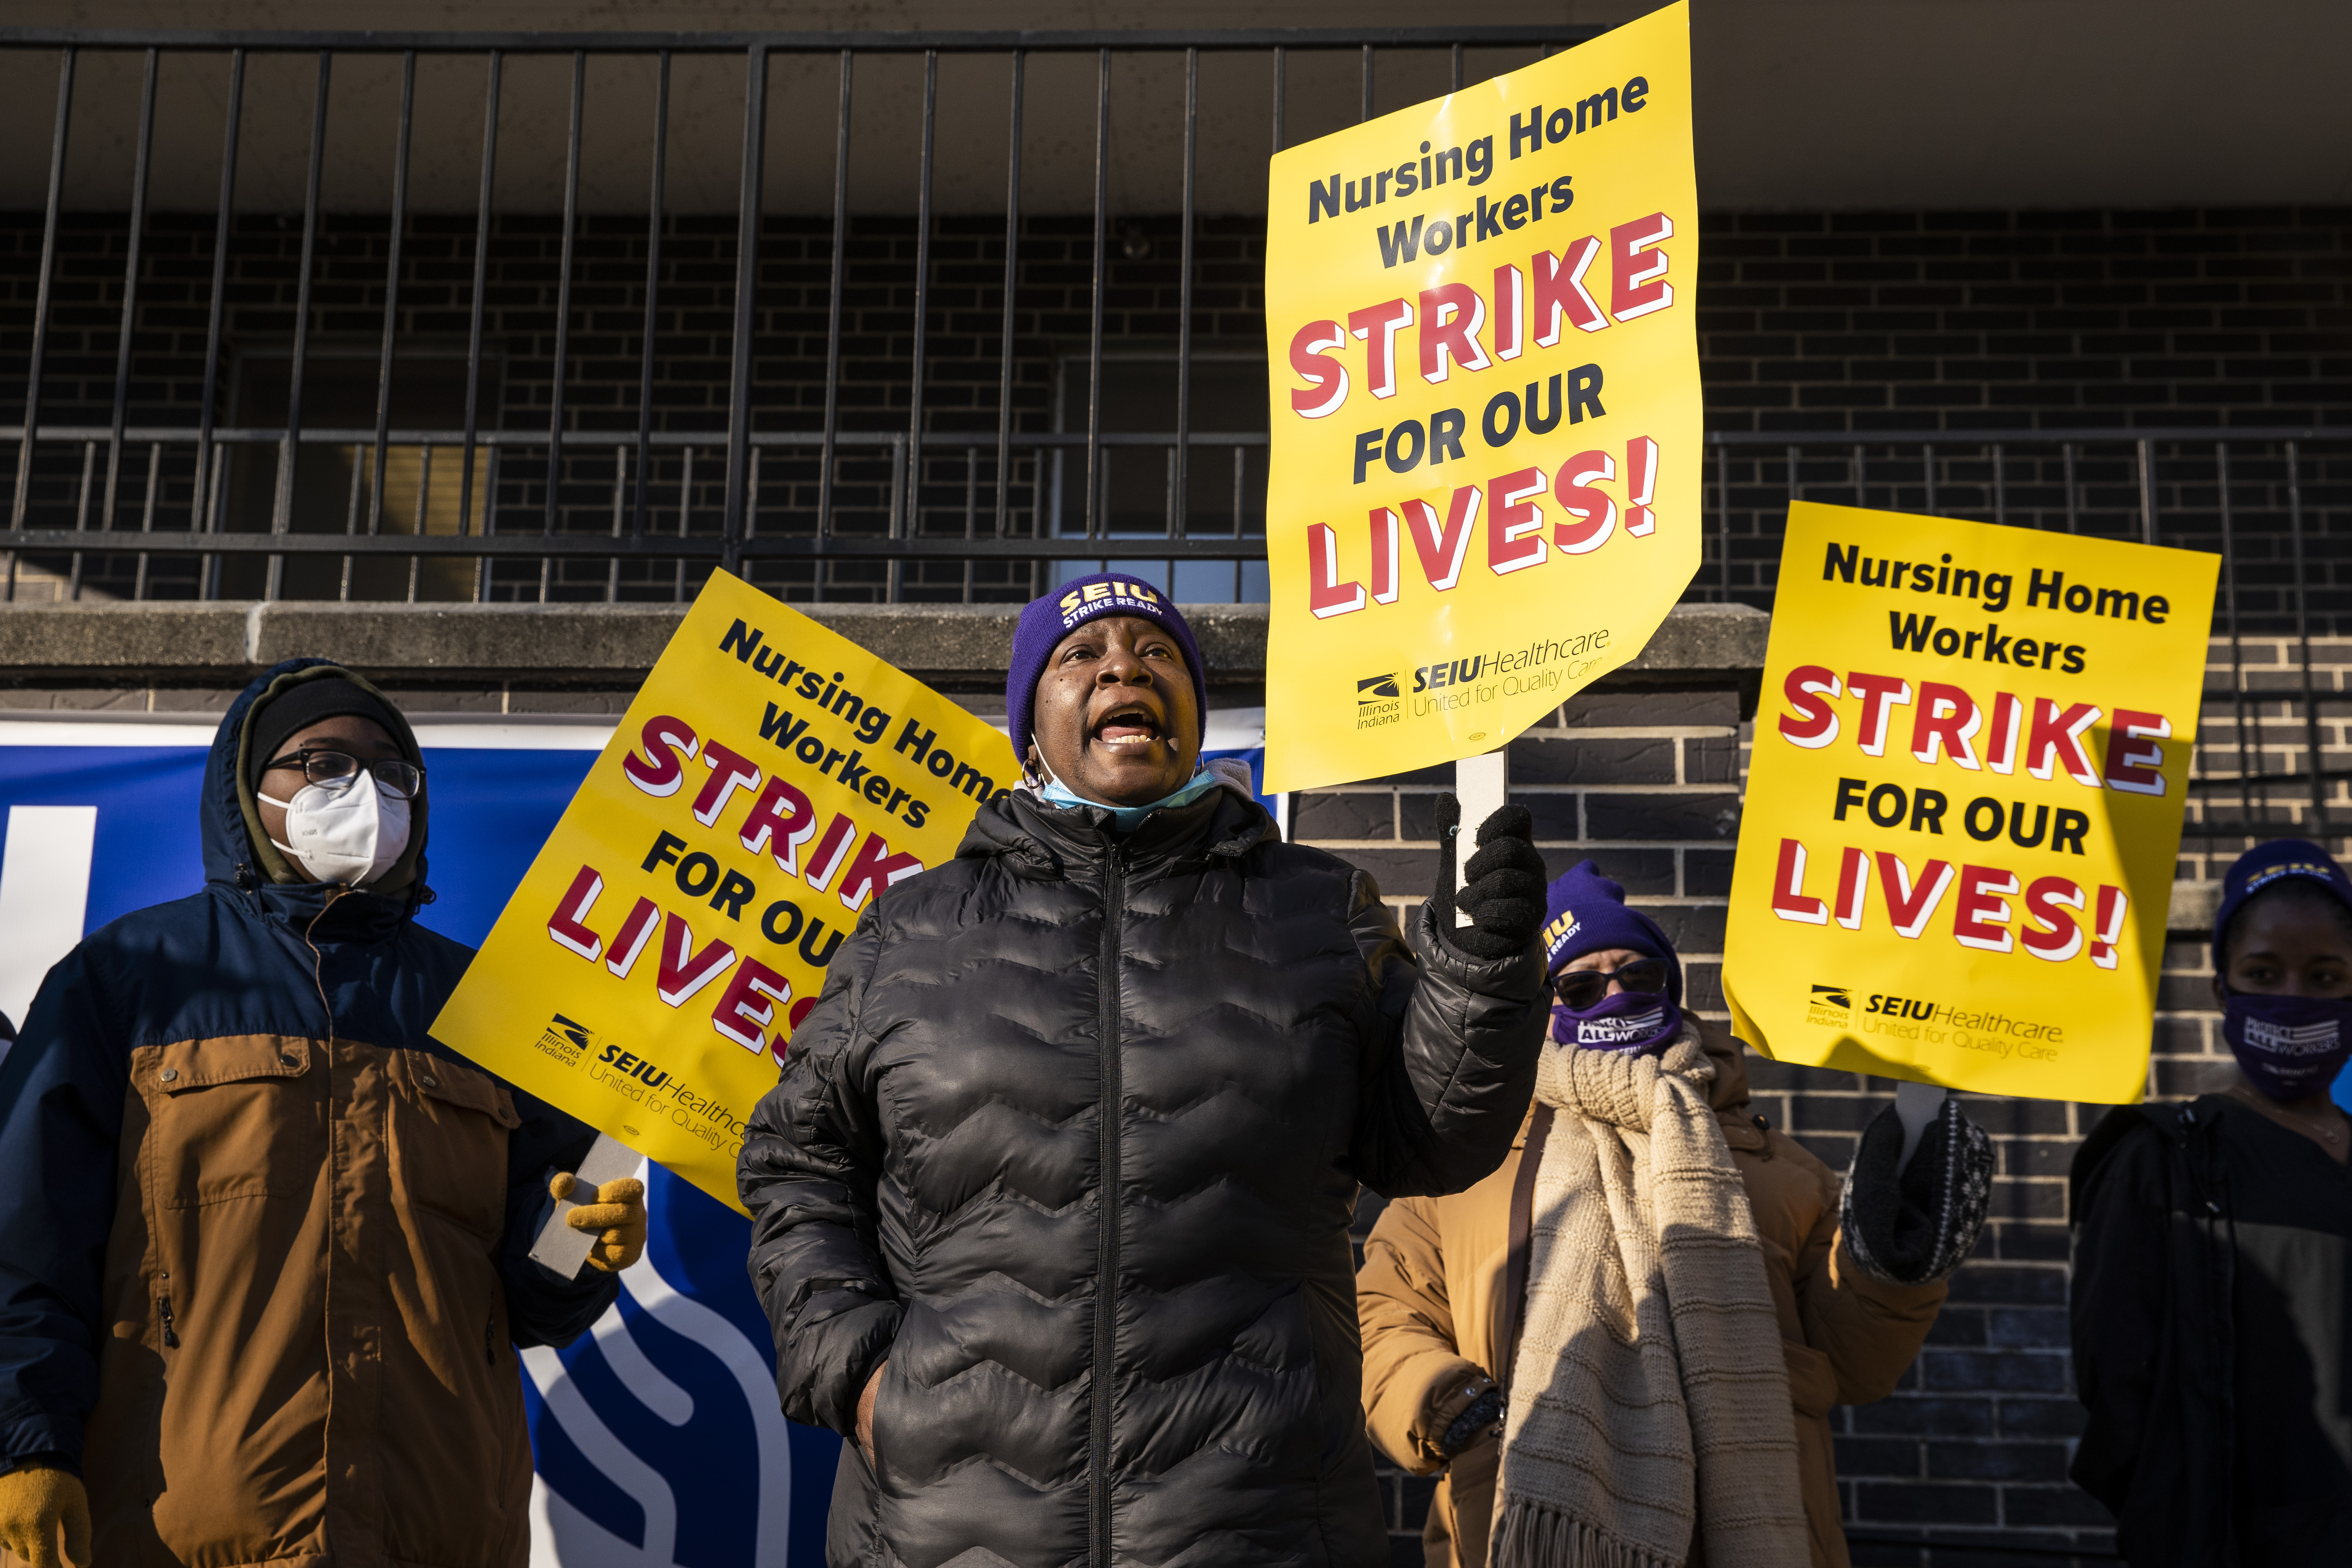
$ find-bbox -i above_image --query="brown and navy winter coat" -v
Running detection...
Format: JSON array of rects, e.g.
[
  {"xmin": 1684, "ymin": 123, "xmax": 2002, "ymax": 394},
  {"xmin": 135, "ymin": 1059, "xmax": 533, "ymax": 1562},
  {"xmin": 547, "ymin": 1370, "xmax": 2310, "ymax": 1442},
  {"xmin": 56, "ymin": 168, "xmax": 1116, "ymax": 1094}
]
[{"xmin": 0, "ymin": 660, "xmax": 614, "ymax": 1568}]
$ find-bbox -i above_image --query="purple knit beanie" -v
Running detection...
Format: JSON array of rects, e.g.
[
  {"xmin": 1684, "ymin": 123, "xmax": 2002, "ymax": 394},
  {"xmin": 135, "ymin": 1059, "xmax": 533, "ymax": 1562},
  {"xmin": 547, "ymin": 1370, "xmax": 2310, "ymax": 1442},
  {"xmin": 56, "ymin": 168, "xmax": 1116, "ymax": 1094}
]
[
  {"xmin": 1541, "ymin": 859, "xmax": 1684, "ymax": 1003},
  {"xmin": 1005, "ymin": 572, "xmax": 1208, "ymax": 764}
]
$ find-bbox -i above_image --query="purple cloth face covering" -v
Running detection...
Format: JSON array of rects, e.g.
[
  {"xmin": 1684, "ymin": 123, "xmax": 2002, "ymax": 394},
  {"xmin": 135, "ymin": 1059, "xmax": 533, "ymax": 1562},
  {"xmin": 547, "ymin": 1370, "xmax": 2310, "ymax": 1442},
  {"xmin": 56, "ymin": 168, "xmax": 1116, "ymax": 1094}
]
[
  {"xmin": 1551, "ymin": 989, "xmax": 1683, "ymax": 1055},
  {"xmin": 2224, "ymin": 991, "xmax": 2352, "ymax": 1101}
]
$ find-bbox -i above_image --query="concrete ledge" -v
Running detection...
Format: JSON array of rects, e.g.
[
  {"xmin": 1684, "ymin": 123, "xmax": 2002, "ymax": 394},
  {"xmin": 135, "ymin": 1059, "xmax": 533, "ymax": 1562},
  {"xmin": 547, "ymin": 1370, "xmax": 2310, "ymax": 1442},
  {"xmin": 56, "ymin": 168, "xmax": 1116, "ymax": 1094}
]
[
  {"xmin": 1622, "ymin": 603, "xmax": 1772, "ymax": 672},
  {"xmin": 0, "ymin": 599, "xmax": 1763, "ymax": 688},
  {"xmin": 0, "ymin": 602, "xmax": 253, "ymax": 670}
]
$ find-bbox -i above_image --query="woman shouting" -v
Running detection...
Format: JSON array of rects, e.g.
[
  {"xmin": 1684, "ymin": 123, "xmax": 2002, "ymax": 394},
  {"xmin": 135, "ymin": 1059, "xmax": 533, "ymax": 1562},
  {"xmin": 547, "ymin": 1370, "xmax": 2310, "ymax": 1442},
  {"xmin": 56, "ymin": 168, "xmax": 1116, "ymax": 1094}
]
[{"xmin": 740, "ymin": 572, "xmax": 1551, "ymax": 1568}]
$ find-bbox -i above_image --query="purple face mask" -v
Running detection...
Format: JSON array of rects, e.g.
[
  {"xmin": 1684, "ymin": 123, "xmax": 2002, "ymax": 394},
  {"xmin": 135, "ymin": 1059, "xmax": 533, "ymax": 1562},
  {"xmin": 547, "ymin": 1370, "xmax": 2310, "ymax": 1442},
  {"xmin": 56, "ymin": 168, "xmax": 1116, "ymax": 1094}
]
[
  {"xmin": 1551, "ymin": 988, "xmax": 1683, "ymax": 1055},
  {"xmin": 2224, "ymin": 992, "xmax": 2352, "ymax": 1101}
]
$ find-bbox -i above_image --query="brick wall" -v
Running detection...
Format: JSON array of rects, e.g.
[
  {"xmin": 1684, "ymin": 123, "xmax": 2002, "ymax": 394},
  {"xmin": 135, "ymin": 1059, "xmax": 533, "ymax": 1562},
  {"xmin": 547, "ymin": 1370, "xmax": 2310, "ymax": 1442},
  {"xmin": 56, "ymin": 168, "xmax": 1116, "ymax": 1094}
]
[
  {"xmin": 2, "ymin": 204, "xmax": 2345, "ymax": 613},
  {"xmin": 5, "ymin": 198, "xmax": 2351, "ymax": 1561}
]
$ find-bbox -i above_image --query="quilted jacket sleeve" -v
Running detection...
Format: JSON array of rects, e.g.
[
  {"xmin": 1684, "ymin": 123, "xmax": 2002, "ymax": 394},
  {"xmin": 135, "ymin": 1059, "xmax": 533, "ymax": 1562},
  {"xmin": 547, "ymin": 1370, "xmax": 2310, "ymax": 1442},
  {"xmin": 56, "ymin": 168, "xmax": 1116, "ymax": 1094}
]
[
  {"xmin": 1344, "ymin": 878, "xmax": 1546, "ymax": 1200},
  {"xmin": 0, "ymin": 943, "xmax": 125, "ymax": 1477},
  {"xmin": 739, "ymin": 910, "xmax": 899, "ymax": 1437},
  {"xmin": 1781, "ymin": 1154, "xmax": 1946, "ymax": 1407},
  {"xmin": 1356, "ymin": 1194, "xmax": 1485, "ymax": 1475}
]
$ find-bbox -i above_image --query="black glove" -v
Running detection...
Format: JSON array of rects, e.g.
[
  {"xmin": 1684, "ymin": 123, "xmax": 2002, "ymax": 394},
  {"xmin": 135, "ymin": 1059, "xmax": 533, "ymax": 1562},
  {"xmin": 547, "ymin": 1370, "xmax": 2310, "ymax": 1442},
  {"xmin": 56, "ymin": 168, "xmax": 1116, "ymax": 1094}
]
[
  {"xmin": 1429, "ymin": 795, "xmax": 1546, "ymax": 962},
  {"xmin": 1436, "ymin": 1374, "xmax": 1505, "ymax": 1457},
  {"xmin": 1840, "ymin": 1096, "xmax": 1992, "ymax": 1285}
]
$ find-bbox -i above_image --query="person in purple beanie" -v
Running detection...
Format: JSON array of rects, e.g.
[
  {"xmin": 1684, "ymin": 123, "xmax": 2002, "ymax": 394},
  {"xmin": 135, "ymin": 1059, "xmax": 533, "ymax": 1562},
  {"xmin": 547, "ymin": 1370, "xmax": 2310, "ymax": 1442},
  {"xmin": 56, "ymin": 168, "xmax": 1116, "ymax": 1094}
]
[
  {"xmin": 1359, "ymin": 859, "xmax": 1987, "ymax": 1568},
  {"xmin": 739, "ymin": 572, "xmax": 1553, "ymax": 1568},
  {"xmin": 2071, "ymin": 837, "xmax": 2352, "ymax": 1566}
]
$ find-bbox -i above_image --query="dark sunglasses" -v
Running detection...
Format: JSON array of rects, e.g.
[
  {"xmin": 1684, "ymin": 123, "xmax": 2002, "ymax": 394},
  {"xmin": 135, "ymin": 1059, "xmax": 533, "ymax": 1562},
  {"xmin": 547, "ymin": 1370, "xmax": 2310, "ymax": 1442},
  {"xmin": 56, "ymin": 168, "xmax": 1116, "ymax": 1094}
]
[
  {"xmin": 1551, "ymin": 959, "xmax": 1668, "ymax": 1010},
  {"xmin": 261, "ymin": 747, "xmax": 425, "ymax": 801}
]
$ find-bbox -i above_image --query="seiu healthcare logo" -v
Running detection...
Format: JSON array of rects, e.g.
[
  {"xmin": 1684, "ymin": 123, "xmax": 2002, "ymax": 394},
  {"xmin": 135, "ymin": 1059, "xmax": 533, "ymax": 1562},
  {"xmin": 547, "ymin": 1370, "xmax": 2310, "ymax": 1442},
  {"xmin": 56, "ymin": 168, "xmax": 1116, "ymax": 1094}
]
[{"xmin": 1056, "ymin": 577, "xmax": 1164, "ymax": 629}]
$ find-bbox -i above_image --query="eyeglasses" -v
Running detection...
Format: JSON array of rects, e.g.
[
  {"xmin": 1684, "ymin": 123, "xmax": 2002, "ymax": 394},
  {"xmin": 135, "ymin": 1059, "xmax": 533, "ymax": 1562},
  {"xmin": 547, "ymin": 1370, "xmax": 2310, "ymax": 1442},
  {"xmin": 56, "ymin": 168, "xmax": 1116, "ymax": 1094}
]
[
  {"xmin": 1551, "ymin": 959, "xmax": 1668, "ymax": 1010},
  {"xmin": 260, "ymin": 747, "xmax": 425, "ymax": 801}
]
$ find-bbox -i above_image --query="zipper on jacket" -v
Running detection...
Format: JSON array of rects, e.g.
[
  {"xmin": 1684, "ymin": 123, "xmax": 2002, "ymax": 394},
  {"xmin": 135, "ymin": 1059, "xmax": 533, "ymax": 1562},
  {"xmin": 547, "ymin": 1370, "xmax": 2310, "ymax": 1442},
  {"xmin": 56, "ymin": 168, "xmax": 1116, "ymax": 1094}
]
[
  {"xmin": 1089, "ymin": 847, "xmax": 1125, "ymax": 1568},
  {"xmin": 158, "ymin": 1293, "xmax": 179, "ymax": 1349}
]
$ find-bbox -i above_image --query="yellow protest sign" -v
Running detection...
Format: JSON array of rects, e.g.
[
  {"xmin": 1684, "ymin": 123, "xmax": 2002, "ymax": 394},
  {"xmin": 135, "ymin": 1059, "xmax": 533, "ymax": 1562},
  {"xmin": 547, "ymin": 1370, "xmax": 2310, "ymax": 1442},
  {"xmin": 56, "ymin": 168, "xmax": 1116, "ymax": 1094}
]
[
  {"xmin": 1722, "ymin": 502, "xmax": 2218, "ymax": 1103},
  {"xmin": 430, "ymin": 571, "xmax": 1019, "ymax": 1211},
  {"xmin": 1260, "ymin": 3, "xmax": 1701, "ymax": 793}
]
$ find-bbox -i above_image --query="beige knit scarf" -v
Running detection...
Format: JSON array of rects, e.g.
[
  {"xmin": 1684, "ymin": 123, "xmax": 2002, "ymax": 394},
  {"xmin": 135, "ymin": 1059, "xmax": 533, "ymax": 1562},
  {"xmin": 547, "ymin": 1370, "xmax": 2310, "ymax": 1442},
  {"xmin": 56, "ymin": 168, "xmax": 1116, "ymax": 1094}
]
[{"xmin": 1492, "ymin": 1030, "xmax": 1811, "ymax": 1568}]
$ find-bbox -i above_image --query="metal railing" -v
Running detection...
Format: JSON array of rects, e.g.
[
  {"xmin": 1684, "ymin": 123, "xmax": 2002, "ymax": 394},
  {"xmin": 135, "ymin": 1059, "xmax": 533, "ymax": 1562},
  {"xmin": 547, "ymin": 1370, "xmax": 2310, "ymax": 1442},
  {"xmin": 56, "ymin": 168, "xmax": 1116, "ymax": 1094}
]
[
  {"xmin": 1698, "ymin": 426, "xmax": 2352, "ymax": 848},
  {"xmin": 0, "ymin": 23, "xmax": 1602, "ymax": 605}
]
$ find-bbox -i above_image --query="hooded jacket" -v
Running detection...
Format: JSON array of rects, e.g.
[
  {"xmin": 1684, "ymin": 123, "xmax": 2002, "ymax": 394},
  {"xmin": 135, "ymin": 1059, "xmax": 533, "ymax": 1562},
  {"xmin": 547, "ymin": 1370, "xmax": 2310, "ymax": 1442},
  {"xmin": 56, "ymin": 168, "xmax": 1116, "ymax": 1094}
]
[
  {"xmin": 1357, "ymin": 1020, "xmax": 1948, "ymax": 1568},
  {"xmin": 0, "ymin": 659, "xmax": 615, "ymax": 1568},
  {"xmin": 739, "ymin": 786, "xmax": 1549, "ymax": 1568}
]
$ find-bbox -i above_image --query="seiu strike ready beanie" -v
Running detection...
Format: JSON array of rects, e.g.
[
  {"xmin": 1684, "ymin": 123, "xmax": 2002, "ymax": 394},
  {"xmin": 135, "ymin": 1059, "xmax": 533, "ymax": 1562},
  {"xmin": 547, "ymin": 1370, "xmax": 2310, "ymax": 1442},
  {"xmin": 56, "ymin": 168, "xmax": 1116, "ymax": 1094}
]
[
  {"xmin": 2212, "ymin": 838, "xmax": 2352, "ymax": 962},
  {"xmin": 1005, "ymin": 572, "xmax": 1208, "ymax": 763},
  {"xmin": 1540, "ymin": 859, "xmax": 1684, "ymax": 1003}
]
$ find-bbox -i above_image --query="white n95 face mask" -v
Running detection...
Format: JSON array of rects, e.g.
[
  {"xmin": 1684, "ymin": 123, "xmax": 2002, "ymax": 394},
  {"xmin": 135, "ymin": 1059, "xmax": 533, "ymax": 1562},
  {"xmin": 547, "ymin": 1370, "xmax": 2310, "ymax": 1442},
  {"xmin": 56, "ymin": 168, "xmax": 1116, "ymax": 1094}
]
[{"xmin": 259, "ymin": 775, "xmax": 412, "ymax": 887}]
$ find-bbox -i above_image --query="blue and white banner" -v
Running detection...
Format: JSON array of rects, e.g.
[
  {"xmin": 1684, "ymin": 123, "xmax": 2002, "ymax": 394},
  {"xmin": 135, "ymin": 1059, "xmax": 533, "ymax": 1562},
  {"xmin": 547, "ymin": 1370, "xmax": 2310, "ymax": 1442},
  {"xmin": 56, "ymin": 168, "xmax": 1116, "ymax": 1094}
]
[{"xmin": 0, "ymin": 706, "xmax": 1273, "ymax": 1567}]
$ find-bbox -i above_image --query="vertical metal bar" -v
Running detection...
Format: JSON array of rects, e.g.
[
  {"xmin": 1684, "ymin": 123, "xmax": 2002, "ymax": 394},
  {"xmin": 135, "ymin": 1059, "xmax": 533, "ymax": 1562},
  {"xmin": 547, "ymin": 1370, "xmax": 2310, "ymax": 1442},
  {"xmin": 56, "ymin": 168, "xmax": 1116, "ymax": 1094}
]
[
  {"xmin": 1360, "ymin": 44, "xmax": 1374, "ymax": 122},
  {"xmin": 474, "ymin": 444, "xmax": 499, "ymax": 601},
  {"xmin": 1452, "ymin": 43, "xmax": 1464, "ymax": 92},
  {"xmin": 1083, "ymin": 49, "xmax": 1109, "ymax": 538},
  {"xmin": 12, "ymin": 48, "xmax": 75, "ymax": 535},
  {"xmin": 1271, "ymin": 47, "xmax": 1284, "ymax": 153},
  {"xmin": 408, "ymin": 443, "xmax": 429, "ymax": 602},
  {"xmin": 268, "ymin": 51, "xmax": 333, "ymax": 603},
  {"xmin": 133, "ymin": 441, "xmax": 159, "ymax": 600},
  {"xmin": 458, "ymin": 51, "xmax": 503, "ymax": 556},
  {"xmin": 1850, "ymin": 443, "xmax": 1866, "ymax": 511},
  {"xmin": 2216, "ymin": 444, "xmax": 2255, "ymax": 836},
  {"xmin": 2137, "ymin": 436, "xmax": 2158, "ymax": 545},
  {"xmin": 194, "ymin": 49, "xmax": 242, "ymax": 601},
  {"xmin": 899, "ymin": 48, "xmax": 939, "ymax": 602},
  {"xmin": 2286, "ymin": 442, "xmax": 2326, "ymax": 835},
  {"xmin": 1716, "ymin": 441, "xmax": 1731, "ymax": 601},
  {"xmin": 68, "ymin": 440, "xmax": 94, "ymax": 598},
  {"xmin": 675, "ymin": 444, "xmax": 694, "ymax": 601},
  {"xmin": 543, "ymin": 48, "xmax": 586, "ymax": 602},
  {"xmin": 1992, "ymin": 444, "xmax": 2006, "ymax": 529},
  {"xmin": 102, "ymin": 48, "xmax": 160, "ymax": 538},
  {"xmin": 607, "ymin": 445, "xmax": 625, "ymax": 602},
  {"xmin": 1922, "ymin": 441, "xmax": 1937, "ymax": 515},
  {"xmin": 338, "ymin": 436, "xmax": 364, "ymax": 601},
  {"xmin": 815, "ymin": 50, "xmax": 853, "ymax": 599},
  {"xmin": 722, "ymin": 44, "xmax": 768, "ymax": 582},
  {"xmin": 994, "ymin": 51, "xmax": 1023, "ymax": 539},
  {"xmin": 1172, "ymin": 48, "xmax": 1197, "ymax": 545},
  {"xmin": 634, "ymin": 51, "xmax": 668, "ymax": 548},
  {"xmin": 2062, "ymin": 441, "xmax": 2079, "ymax": 532},
  {"xmin": 370, "ymin": 53, "xmax": 415, "ymax": 543}
]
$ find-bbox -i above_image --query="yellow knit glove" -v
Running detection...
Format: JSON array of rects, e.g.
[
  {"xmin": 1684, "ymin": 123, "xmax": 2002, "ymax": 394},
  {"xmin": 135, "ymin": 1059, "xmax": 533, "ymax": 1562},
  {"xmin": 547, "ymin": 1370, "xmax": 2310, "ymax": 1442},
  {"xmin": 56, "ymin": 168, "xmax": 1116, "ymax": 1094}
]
[
  {"xmin": 551, "ymin": 1174, "xmax": 648, "ymax": 1273},
  {"xmin": 0, "ymin": 1465, "xmax": 90, "ymax": 1568}
]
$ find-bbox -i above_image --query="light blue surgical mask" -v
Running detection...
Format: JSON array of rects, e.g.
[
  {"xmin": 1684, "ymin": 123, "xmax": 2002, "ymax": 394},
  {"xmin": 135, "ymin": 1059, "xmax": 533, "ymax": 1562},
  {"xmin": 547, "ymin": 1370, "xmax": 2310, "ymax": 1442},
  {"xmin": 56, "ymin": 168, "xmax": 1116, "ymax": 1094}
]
[{"xmin": 1035, "ymin": 760, "xmax": 1224, "ymax": 831}]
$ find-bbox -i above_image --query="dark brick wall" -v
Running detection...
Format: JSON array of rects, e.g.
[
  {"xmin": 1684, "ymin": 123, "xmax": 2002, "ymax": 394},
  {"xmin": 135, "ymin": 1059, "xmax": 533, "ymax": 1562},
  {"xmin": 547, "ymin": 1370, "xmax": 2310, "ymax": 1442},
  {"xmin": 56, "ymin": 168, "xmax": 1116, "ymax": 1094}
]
[
  {"xmin": 2, "ymin": 203, "xmax": 2345, "ymax": 613},
  {"xmin": 5, "ymin": 197, "xmax": 2349, "ymax": 1561}
]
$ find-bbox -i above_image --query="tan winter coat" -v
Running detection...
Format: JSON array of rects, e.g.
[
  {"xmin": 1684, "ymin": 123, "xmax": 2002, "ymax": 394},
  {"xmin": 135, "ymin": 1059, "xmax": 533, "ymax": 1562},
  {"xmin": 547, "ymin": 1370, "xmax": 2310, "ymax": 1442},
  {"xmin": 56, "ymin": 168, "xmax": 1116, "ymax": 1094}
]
[{"xmin": 1357, "ymin": 1020, "xmax": 1946, "ymax": 1568}]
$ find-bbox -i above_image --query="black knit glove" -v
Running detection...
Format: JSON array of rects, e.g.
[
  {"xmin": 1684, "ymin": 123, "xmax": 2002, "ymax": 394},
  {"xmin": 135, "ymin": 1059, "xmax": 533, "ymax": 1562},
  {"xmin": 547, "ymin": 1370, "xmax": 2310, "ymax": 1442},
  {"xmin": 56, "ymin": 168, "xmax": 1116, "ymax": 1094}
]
[
  {"xmin": 1840, "ymin": 1096, "xmax": 1993, "ymax": 1285},
  {"xmin": 1434, "ymin": 1373, "xmax": 1504, "ymax": 1457},
  {"xmin": 1429, "ymin": 795, "xmax": 1546, "ymax": 962}
]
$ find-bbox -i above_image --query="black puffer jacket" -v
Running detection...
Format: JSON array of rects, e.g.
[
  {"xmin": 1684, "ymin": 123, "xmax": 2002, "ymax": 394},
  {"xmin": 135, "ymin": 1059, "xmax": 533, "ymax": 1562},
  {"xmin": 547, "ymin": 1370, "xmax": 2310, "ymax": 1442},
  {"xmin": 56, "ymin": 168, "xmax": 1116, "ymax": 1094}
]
[{"xmin": 741, "ymin": 785, "xmax": 1547, "ymax": 1568}]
